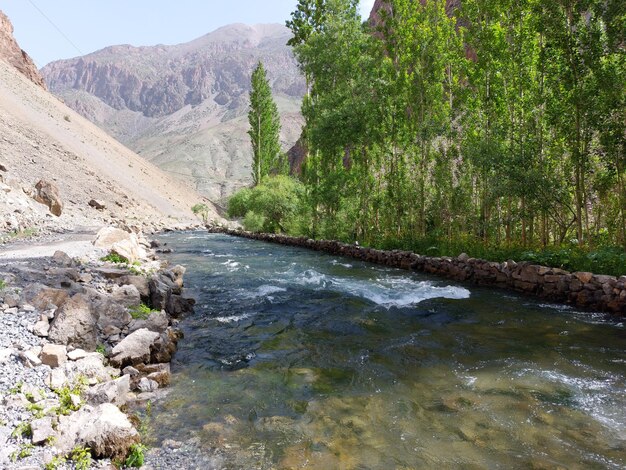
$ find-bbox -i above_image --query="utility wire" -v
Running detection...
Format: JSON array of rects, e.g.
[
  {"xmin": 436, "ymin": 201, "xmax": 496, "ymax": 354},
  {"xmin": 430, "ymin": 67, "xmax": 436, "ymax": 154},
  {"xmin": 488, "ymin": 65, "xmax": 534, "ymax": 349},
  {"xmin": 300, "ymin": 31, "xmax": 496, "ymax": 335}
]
[{"xmin": 26, "ymin": 0, "xmax": 84, "ymax": 57}]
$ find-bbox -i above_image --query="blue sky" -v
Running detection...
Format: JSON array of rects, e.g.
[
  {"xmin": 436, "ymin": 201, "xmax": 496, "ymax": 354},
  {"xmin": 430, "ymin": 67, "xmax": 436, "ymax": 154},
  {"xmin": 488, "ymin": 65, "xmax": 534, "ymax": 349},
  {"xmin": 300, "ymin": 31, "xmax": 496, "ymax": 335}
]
[{"xmin": 1, "ymin": 0, "xmax": 376, "ymax": 67}]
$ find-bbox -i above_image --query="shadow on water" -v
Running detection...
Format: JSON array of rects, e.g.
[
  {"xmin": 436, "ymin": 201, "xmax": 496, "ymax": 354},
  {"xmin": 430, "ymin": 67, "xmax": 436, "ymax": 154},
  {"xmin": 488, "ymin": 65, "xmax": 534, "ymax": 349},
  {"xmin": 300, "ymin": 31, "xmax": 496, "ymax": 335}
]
[{"xmin": 149, "ymin": 232, "xmax": 626, "ymax": 469}]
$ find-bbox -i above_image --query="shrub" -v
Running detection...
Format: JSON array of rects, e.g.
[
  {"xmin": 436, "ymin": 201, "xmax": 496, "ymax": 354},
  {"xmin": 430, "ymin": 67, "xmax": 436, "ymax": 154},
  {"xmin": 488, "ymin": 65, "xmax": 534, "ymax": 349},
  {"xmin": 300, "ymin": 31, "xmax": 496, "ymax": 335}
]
[
  {"xmin": 191, "ymin": 203, "xmax": 209, "ymax": 222},
  {"xmin": 100, "ymin": 252, "xmax": 129, "ymax": 264},
  {"xmin": 124, "ymin": 443, "xmax": 148, "ymax": 468},
  {"xmin": 228, "ymin": 176, "xmax": 305, "ymax": 234},
  {"xmin": 243, "ymin": 211, "xmax": 266, "ymax": 232}
]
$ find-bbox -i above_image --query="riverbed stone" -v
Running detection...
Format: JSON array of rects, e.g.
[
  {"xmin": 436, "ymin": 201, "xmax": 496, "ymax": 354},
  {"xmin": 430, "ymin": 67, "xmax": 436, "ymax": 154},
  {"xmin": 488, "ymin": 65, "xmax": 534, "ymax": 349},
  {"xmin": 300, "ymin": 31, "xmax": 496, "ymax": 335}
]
[
  {"xmin": 48, "ymin": 293, "xmax": 98, "ymax": 350},
  {"xmin": 109, "ymin": 328, "xmax": 160, "ymax": 368},
  {"xmin": 54, "ymin": 403, "xmax": 139, "ymax": 460}
]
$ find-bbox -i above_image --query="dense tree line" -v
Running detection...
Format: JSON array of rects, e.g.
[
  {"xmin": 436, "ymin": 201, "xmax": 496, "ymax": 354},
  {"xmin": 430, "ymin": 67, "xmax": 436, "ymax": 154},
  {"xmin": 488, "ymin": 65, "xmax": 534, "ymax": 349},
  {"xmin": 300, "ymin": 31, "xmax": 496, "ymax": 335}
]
[
  {"xmin": 231, "ymin": 0, "xmax": 624, "ymax": 274},
  {"xmin": 284, "ymin": 0, "xmax": 624, "ymax": 251}
]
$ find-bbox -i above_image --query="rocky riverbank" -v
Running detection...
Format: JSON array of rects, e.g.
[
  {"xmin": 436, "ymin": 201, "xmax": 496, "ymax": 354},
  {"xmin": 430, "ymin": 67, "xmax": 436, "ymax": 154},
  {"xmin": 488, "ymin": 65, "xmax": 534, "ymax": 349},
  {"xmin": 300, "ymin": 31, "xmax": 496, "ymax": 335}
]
[
  {"xmin": 208, "ymin": 227, "xmax": 626, "ymax": 317},
  {"xmin": 0, "ymin": 226, "xmax": 195, "ymax": 469}
]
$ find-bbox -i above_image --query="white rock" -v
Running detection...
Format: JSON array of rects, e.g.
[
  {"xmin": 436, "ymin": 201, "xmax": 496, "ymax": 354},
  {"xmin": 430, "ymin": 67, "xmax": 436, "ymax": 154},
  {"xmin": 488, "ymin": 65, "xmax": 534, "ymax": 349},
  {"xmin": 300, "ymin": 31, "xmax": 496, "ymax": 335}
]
[
  {"xmin": 137, "ymin": 377, "xmax": 159, "ymax": 393},
  {"xmin": 33, "ymin": 318, "xmax": 50, "ymax": 337},
  {"xmin": 46, "ymin": 368, "xmax": 67, "ymax": 390},
  {"xmin": 67, "ymin": 348, "xmax": 88, "ymax": 361},
  {"xmin": 54, "ymin": 403, "xmax": 139, "ymax": 459},
  {"xmin": 0, "ymin": 347, "xmax": 14, "ymax": 364},
  {"xmin": 31, "ymin": 417, "xmax": 55, "ymax": 445},
  {"xmin": 86, "ymin": 375, "xmax": 131, "ymax": 406},
  {"xmin": 109, "ymin": 328, "xmax": 160, "ymax": 367},
  {"xmin": 40, "ymin": 343, "xmax": 67, "ymax": 368}
]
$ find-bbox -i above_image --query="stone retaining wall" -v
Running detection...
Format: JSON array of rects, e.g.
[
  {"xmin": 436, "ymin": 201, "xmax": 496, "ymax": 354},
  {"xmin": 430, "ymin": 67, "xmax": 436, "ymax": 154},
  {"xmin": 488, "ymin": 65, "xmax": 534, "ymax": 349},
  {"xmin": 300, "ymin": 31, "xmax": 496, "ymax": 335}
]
[{"xmin": 208, "ymin": 226, "xmax": 626, "ymax": 317}]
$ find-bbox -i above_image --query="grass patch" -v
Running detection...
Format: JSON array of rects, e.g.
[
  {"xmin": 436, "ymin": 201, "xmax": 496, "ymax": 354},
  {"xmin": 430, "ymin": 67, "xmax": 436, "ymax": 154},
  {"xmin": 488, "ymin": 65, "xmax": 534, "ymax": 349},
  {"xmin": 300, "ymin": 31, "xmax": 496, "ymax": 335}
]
[
  {"xmin": 100, "ymin": 252, "xmax": 129, "ymax": 264},
  {"xmin": 69, "ymin": 446, "xmax": 92, "ymax": 470},
  {"xmin": 129, "ymin": 303, "xmax": 159, "ymax": 320}
]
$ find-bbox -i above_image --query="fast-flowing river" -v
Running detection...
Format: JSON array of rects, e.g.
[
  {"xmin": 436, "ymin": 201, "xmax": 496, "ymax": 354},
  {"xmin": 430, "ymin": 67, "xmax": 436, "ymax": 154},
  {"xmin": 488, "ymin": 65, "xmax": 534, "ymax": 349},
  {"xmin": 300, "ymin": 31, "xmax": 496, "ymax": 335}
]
[{"xmin": 149, "ymin": 232, "xmax": 626, "ymax": 469}]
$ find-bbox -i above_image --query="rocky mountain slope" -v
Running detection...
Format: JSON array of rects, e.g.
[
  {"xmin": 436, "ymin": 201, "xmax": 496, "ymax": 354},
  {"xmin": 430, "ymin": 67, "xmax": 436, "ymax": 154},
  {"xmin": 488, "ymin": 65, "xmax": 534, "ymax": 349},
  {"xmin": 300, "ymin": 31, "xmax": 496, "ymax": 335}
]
[
  {"xmin": 0, "ymin": 13, "xmax": 220, "ymax": 237},
  {"xmin": 0, "ymin": 11, "xmax": 46, "ymax": 89},
  {"xmin": 42, "ymin": 24, "xmax": 306, "ymax": 201}
]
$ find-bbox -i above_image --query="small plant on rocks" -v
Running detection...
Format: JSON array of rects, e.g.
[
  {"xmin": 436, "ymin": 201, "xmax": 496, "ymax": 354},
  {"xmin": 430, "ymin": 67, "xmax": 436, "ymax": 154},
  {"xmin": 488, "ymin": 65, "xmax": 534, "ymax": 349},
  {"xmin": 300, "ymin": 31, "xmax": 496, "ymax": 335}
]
[
  {"xmin": 10, "ymin": 443, "xmax": 34, "ymax": 462},
  {"xmin": 124, "ymin": 443, "xmax": 148, "ymax": 468},
  {"xmin": 44, "ymin": 455, "xmax": 66, "ymax": 470},
  {"xmin": 129, "ymin": 303, "xmax": 158, "ymax": 320},
  {"xmin": 100, "ymin": 252, "xmax": 129, "ymax": 264},
  {"xmin": 69, "ymin": 446, "xmax": 92, "ymax": 470},
  {"xmin": 96, "ymin": 343, "xmax": 107, "ymax": 356},
  {"xmin": 11, "ymin": 421, "xmax": 32, "ymax": 439}
]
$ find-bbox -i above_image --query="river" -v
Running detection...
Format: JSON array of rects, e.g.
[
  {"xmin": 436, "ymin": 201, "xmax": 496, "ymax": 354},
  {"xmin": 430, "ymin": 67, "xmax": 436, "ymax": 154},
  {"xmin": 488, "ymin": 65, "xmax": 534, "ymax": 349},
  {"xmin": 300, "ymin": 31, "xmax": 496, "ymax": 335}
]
[{"xmin": 149, "ymin": 232, "xmax": 626, "ymax": 469}]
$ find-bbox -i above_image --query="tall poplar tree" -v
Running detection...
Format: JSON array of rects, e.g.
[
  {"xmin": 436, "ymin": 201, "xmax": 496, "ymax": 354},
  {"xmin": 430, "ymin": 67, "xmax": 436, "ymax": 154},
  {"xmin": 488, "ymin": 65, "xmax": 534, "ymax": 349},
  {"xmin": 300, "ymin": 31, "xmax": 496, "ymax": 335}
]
[{"xmin": 248, "ymin": 62, "xmax": 281, "ymax": 186}]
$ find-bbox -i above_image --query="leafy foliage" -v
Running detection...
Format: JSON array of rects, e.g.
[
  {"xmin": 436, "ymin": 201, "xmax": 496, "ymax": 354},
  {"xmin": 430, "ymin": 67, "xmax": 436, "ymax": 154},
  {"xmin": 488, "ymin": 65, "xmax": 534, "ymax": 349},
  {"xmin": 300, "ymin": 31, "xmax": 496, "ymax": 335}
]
[
  {"xmin": 100, "ymin": 252, "xmax": 129, "ymax": 264},
  {"xmin": 129, "ymin": 303, "xmax": 159, "ymax": 320},
  {"xmin": 248, "ymin": 62, "xmax": 282, "ymax": 185},
  {"xmin": 279, "ymin": 0, "xmax": 626, "ymax": 274},
  {"xmin": 124, "ymin": 443, "xmax": 148, "ymax": 468},
  {"xmin": 228, "ymin": 176, "xmax": 306, "ymax": 234}
]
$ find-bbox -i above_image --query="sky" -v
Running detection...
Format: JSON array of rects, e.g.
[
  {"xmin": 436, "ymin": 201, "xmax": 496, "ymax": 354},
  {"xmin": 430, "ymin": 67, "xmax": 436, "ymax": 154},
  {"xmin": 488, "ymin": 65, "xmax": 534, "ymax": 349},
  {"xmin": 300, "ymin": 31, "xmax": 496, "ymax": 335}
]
[{"xmin": 1, "ymin": 0, "xmax": 376, "ymax": 67}]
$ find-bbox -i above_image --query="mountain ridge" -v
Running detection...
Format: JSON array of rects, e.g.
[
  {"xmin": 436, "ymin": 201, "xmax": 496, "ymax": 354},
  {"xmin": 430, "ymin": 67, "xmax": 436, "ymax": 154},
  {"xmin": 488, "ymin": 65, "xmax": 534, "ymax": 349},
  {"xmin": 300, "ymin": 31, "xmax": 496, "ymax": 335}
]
[{"xmin": 42, "ymin": 23, "xmax": 306, "ymax": 200}]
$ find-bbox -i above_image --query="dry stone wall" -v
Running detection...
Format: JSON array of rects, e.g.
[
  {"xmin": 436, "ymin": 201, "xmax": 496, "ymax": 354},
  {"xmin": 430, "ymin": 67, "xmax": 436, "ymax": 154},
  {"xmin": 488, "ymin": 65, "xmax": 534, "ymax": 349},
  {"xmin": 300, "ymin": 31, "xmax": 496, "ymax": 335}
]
[{"xmin": 209, "ymin": 227, "xmax": 626, "ymax": 317}]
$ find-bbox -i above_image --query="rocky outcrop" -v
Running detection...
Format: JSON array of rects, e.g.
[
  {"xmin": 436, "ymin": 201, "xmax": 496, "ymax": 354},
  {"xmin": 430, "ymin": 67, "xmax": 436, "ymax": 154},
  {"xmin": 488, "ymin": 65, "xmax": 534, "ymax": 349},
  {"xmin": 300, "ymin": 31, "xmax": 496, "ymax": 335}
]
[
  {"xmin": 33, "ymin": 179, "xmax": 63, "ymax": 216},
  {"xmin": 0, "ymin": 230, "xmax": 195, "ymax": 467},
  {"xmin": 209, "ymin": 226, "xmax": 626, "ymax": 316},
  {"xmin": 41, "ymin": 24, "xmax": 305, "ymax": 200},
  {"xmin": 0, "ymin": 11, "xmax": 46, "ymax": 89}
]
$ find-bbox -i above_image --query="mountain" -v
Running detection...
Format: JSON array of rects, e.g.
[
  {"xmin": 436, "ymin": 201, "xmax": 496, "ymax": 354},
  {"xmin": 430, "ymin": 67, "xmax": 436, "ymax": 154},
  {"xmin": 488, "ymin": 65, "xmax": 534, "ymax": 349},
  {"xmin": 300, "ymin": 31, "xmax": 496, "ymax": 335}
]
[
  {"xmin": 0, "ymin": 11, "xmax": 46, "ymax": 89},
  {"xmin": 42, "ymin": 24, "xmax": 306, "ymax": 201},
  {"xmin": 0, "ymin": 11, "xmax": 218, "ymax": 236}
]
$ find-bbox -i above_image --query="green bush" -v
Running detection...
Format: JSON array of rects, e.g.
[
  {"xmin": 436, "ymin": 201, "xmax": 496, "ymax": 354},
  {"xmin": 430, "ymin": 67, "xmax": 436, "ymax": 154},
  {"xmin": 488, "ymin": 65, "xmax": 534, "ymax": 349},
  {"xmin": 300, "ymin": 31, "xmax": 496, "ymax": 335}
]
[
  {"xmin": 124, "ymin": 443, "xmax": 148, "ymax": 468},
  {"xmin": 227, "ymin": 187, "xmax": 253, "ymax": 218},
  {"xmin": 129, "ymin": 303, "xmax": 159, "ymax": 320},
  {"xmin": 100, "ymin": 252, "xmax": 129, "ymax": 264},
  {"xmin": 228, "ymin": 176, "xmax": 305, "ymax": 234},
  {"xmin": 243, "ymin": 211, "xmax": 266, "ymax": 232}
]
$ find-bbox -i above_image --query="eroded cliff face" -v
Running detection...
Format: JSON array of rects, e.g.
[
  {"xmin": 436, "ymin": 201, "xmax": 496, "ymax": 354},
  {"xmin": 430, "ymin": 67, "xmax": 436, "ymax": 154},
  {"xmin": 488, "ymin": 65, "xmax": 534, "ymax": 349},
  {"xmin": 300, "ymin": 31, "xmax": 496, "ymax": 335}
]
[
  {"xmin": 42, "ymin": 24, "xmax": 306, "ymax": 200},
  {"xmin": 0, "ymin": 10, "xmax": 46, "ymax": 90}
]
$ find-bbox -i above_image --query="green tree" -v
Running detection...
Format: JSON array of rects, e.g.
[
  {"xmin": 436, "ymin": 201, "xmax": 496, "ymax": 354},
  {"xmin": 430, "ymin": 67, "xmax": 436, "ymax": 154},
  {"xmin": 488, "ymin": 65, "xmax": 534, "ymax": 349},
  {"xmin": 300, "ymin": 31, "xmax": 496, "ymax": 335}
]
[{"xmin": 248, "ymin": 62, "xmax": 282, "ymax": 186}]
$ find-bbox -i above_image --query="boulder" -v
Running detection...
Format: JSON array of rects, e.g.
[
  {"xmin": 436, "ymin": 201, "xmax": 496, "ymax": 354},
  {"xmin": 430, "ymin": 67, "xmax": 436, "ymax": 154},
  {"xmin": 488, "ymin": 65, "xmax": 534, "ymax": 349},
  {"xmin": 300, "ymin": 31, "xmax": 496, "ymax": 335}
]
[
  {"xmin": 40, "ymin": 344, "xmax": 67, "ymax": 368},
  {"xmin": 46, "ymin": 368, "xmax": 67, "ymax": 390},
  {"xmin": 109, "ymin": 328, "xmax": 160, "ymax": 368},
  {"xmin": 93, "ymin": 227, "xmax": 132, "ymax": 249},
  {"xmin": 67, "ymin": 348, "xmax": 88, "ymax": 361},
  {"xmin": 63, "ymin": 353, "xmax": 115, "ymax": 385},
  {"xmin": 48, "ymin": 294, "xmax": 98, "ymax": 350},
  {"xmin": 116, "ymin": 275, "xmax": 150, "ymax": 300},
  {"xmin": 54, "ymin": 403, "xmax": 139, "ymax": 460},
  {"xmin": 95, "ymin": 297, "xmax": 132, "ymax": 333},
  {"xmin": 33, "ymin": 317, "xmax": 50, "ymax": 337},
  {"xmin": 52, "ymin": 251, "xmax": 73, "ymax": 267},
  {"xmin": 111, "ymin": 284, "xmax": 141, "ymax": 308},
  {"xmin": 86, "ymin": 375, "xmax": 131, "ymax": 406},
  {"xmin": 31, "ymin": 417, "xmax": 55, "ymax": 445},
  {"xmin": 150, "ymin": 327, "xmax": 183, "ymax": 364},
  {"xmin": 93, "ymin": 227, "xmax": 145, "ymax": 263},
  {"xmin": 137, "ymin": 363, "xmax": 171, "ymax": 387},
  {"xmin": 137, "ymin": 377, "xmax": 159, "ymax": 393},
  {"xmin": 128, "ymin": 311, "xmax": 169, "ymax": 335},
  {"xmin": 33, "ymin": 179, "xmax": 63, "ymax": 216},
  {"xmin": 88, "ymin": 199, "xmax": 106, "ymax": 210},
  {"xmin": 22, "ymin": 284, "xmax": 69, "ymax": 310}
]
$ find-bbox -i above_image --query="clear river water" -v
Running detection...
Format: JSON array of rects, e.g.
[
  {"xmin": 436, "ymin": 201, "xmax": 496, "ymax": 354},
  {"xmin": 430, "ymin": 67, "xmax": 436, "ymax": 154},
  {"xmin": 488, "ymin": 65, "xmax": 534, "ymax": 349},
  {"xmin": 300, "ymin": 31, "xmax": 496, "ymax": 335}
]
[{"xmin": 149, "ymin": 232, "xmax": 626, "ymax": 469}]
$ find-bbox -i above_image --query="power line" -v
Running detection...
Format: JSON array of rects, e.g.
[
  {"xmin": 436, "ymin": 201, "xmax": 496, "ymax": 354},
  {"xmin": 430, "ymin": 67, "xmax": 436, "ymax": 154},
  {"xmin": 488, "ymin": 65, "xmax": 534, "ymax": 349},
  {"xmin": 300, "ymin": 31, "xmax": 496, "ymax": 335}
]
[{"xmin": 26, "ymin": 0, "xmax": 84, "ymax": 57}]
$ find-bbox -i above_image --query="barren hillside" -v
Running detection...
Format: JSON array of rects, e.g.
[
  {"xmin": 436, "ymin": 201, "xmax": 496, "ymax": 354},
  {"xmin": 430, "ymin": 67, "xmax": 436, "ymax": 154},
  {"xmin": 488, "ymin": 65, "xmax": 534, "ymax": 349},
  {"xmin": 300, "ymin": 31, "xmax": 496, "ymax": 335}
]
[{"xmin": 0, "ymin": 56, "xmax": 219, "ymax": 236}]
